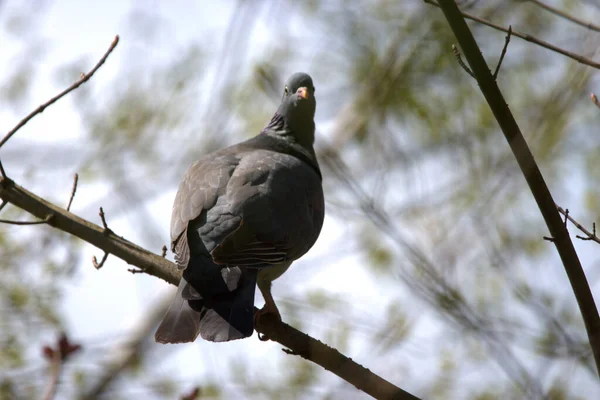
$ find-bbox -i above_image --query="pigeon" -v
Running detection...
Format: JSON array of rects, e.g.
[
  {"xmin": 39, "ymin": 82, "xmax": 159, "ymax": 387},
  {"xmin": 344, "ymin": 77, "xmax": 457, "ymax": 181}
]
[{"xmin": 155, "ymin": 72, "xmax": 324, "ymax": 343}]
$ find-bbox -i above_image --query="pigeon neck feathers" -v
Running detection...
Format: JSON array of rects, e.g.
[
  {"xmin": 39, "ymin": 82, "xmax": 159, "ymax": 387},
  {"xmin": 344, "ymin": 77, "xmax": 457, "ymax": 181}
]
[
  {"xmin": 261, "ymin": 112, "xmax": 315, "ymax": 149},
  {"xmin": 262, "ymin": 72, "xmax": 316, "ymax": 150}
]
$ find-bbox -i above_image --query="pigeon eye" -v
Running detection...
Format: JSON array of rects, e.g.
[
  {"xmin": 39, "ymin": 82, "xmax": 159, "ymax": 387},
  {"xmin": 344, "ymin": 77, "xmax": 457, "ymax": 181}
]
[{"xmin": 284, "ymin": 86, "xmax": 289, "ymax": 95}]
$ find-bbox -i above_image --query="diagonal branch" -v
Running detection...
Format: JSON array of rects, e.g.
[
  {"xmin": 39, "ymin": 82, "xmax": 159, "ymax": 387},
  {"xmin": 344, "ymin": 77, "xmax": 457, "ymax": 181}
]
[
  {"xmin": 66, "ymin": 173, "xmax": 78, "ymax": 212},
  {"xmin": 0, "ymin": 176, "xmax": 179, "ymax": 285},
  {"xmin": 423, "ymin": 0, "xmax": 600, "ymax": 70},
  {"xmin": 435, "ymin": 0, "xmax": 600, "ymax": 377},
  {"xmin": 0, "ymin": 35, "xmax": 119, "ymax": 150},
  {"xmin": 527, "ymin": 0, "xmax": 600, "ymax": 33},
  {"xmin": 0, "ymin": 175, "xmax": 421, "ymax": 400}
]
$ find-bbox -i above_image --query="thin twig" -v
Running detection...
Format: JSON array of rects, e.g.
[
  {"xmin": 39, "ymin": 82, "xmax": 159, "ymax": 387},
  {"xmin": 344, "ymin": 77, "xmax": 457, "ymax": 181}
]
[
  {"xmin": 591, "ymin": 93, "xmax": 600, "ymax": 109},
  {"xmin": 558, "ymin": 206, "xmax": 600, "ymax": 244},
  {"xmin": 92, "ymin": 207, "xmax": 112, "ymax": 268},
  {"xmin": 42, "ymin": 350, "xmax": 62, "ymax": 400},
  {"xmin": 452, "ymin": 44, "xmax": 475, "ymax": 78},
  {"xmin": 0, "ymin": 159, "xmax": 6, "ymax": 179},
  {"xmin": 579, "ymin": 224, "xmax": 598, "ymax": 242},
  {"xmin": 42, "ymin": 333, "xmax": 81, "ymax": 400},
  {"xmin": 527, "ymin": 0, "xmax": 600, "ymax": 33},
  {"xmin": 66, "ymin": 173, "xmax": 79, "ymax": 211},
  {"xmin": 160, "ymin": 245, "xmax": 167, "ymax": 257},
  {"xmin": 92, "ymin": 252, "xmax": 109, "ymax": 269},
  {"xmin": 0, "ymin": 35, "xmax": 119, "ymax": 150},
  {"xmin": 98, "ymin": 207, "xmax": 110, "ymax": 232},
  {"xmin": 0, "ymin": 214, "xmax": 52, "ymax": 225},
  {"xmin": 493, "ymin": 25, "xmax": 512, "ymax": 79},
  {"xmin": 423, "ymin": 0, "xmax": 600, "ymax": 70},
  {"xmin": 127, "ymin": 267, "xmax": 147, "ymax": 274}
]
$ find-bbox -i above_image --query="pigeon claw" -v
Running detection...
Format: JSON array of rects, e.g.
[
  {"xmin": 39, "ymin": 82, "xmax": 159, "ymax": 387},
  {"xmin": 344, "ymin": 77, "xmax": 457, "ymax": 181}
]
[{"xmin": 254, "ymin": 303, "xmax": 282, "ymax": 341}]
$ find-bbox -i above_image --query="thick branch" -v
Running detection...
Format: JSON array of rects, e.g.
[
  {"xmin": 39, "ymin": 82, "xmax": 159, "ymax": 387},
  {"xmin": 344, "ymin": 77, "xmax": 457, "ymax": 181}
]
[
  {"xmin": 256, "ymin": 313, "xmax": 418, "ymax": 400},
  {"xmin": 435, "ymin": 0, "xmax": 600, "ymax": 377},
  {"xmin": 0, "ymin": 175, "xmax": 420, "ymax": 400},
  {"xmin": 0, "ymin": 176, "xmax": 179, "ymax": 285}
]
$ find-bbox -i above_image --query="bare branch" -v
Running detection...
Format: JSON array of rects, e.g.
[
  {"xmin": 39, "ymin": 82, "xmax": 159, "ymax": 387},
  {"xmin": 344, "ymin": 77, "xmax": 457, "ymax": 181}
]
[
  {"xmin": 452, "ymin": 44, "xmax": 475, "ymax": 78},
  {"xmin": 0, "ymin": 214, "xmax": 52, "ymax": 225},
  {"xmin": 161, "ymin": 244, "xmax": 167, "ymax": 257},
  {"xmin": 527, "ymin": 0, "xmax": 600, "ymax": 33},
  {"xmin": 42, "ymin": 351, "xmax": 62, "ymax": 400},
  {"xmin": 435, "ymin": 0, "xmax": 600, "ymax": 377},
  {"xmin": 0, "ymin": 159, "xmax": 6, "ymax": 179},
  {"xmin": 0, "ymin": 35, "xmax": 119, "ymax": 150},
  {"xmin": 0, "ymin": 176, "xmax": 180, "ymax": 284},
  {"xmin": 255, "ymin": 313, "xmax": 418, "ymax": 400},
  {"xmin": 66, "ymin": 173, "xmax": 79, "ymax": 211},
  {"xmin": 92, "ymin": 252, "xmax": 109, "ymax": 269},
  {"xmin": 423, "ymin": 0, "xmax": 600, "ymax": 70},
  {"xmin": 92, "ymin": 206, "xmax": 113, "ymax": 268},
  {"xmin": 127, "ymin": 267, "xmax": 147, "ymax": 274},
  {"xmin": 42, "ymin": 333, "xmax": 81, "ymax": 400},
  {"xmin": 0, "ymin": 176, "xmax": 421, "ymax": 400},
  {"xmin": 98, "ymin": 206, "xmax": 110, "ymax": 232},
  {"xmin": 579, "ymin": 224, "xmax": 598, "ymax": 242},
  {"xmin": 558, "ymin": 206, "xmax": 600, "ymax": 245},
  {"xmin": 493, "ymin": 25, "xmax": 512, "ymax": 79}
]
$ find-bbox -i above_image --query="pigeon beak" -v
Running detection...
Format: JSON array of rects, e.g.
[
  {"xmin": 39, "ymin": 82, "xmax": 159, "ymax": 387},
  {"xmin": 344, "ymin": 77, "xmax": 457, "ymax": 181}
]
[{"xmin": 297, "ymin": 87, "xmax": 309, "ymax": 99}]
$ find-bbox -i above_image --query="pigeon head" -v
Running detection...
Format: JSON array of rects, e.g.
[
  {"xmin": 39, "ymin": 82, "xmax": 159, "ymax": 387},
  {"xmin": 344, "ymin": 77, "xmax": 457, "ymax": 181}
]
[{"xmin": 263, "ymin": 72, "xmax": 316, "ymax": 148}]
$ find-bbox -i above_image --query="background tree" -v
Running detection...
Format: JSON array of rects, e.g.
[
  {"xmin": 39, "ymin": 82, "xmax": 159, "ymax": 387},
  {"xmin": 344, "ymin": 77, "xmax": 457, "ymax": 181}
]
[{"xmin": 1, "ymin": 0, "xmax": 599, "ymax": 398}]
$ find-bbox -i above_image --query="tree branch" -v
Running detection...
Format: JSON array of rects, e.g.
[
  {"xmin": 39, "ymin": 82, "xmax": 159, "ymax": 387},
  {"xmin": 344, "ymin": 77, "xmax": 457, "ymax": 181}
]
[
  {"xmin": 42, "ymin": 333, "xmax": 81, "ymax": 400},
  {"xmin": 557, "ymin": 206, "xmax": 600, "ymax": 245},
  {"xmin": 66, "ymin": 173, "xmax": 78, "ymax": 212},
  {"xmin": 435, "ymin": 0, "xmax": 600, "ymax": 377},
  {"xmin": 527, "ymin": 0, "xmax": 600, "ymax": 33},
  {"xmin": 0, "ymin": 176, "xmax": 179, "ymax": 285},
  {"xmin": 0, "ymin": 176, "xmax": 420, "ymax": 400},
  {"xmin": 0, "ymin": 36, "xmax": 119, "ymax": 150},
  {"xmin": 423, "ymin": 0, "xmax": 600, "ymax": 70}
]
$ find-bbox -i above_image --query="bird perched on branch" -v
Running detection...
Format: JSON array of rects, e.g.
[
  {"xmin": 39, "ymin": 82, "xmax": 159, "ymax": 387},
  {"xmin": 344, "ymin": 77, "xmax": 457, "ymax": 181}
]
[{"xmin": 155, "ymin": 72, "xmax": 324, "ymax": 343}]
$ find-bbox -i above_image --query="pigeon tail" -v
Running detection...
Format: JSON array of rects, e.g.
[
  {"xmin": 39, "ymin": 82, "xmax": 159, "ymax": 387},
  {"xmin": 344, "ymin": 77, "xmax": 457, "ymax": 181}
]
[{"xmin": 155, "ymin": 263, "xmax": 258, "ymax": 343}]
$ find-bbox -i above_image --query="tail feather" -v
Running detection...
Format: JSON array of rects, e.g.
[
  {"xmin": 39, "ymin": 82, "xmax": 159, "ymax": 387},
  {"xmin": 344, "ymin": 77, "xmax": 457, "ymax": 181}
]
[
  {"xmin": 155, "ymin": 277, "xmax": 202, "ymax": 344},
  {"xmin": 155, "ymin": 269, "xmax": 258, "ymax": 344},
  {"xmin": 198, "ymin": 268, "xmax": 257, "ymax": 342}
]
